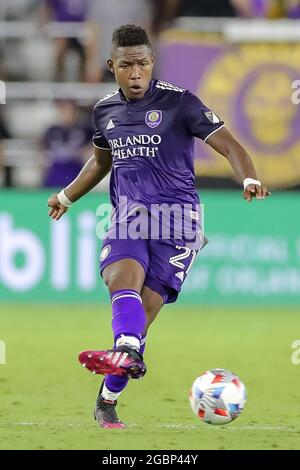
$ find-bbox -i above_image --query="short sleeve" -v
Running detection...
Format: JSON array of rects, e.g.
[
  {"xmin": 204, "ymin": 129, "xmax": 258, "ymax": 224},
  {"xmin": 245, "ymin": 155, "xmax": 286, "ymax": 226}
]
[
  {"xmin": 92, "ymin": 130, "xmax": 111, "ymax": 150},
  {"xmin": 93, "ymin": 102, "xmax": 111, "ymax": 150},
  {"xmin": 180, "ymin": 91, "xmax": 224, "ymax": 142}
]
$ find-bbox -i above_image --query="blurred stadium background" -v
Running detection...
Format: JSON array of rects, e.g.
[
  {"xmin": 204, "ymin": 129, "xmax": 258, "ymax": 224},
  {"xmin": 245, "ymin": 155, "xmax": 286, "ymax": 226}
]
[{"xmin": 1, "ymin": 0, "xmax": 300, "ymax": 450}]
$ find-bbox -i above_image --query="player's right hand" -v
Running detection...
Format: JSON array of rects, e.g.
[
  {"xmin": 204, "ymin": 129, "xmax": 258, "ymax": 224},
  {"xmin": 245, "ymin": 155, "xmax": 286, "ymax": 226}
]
[{"xmin": 47, "ymin": 194, "xmax": 68, "ymax": 221}]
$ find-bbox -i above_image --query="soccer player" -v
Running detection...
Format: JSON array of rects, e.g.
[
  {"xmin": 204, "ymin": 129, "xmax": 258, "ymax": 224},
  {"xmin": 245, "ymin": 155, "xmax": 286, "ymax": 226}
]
[{"xmin": 47, "ymin": 25, "xmax": 270, "ymax": 429}]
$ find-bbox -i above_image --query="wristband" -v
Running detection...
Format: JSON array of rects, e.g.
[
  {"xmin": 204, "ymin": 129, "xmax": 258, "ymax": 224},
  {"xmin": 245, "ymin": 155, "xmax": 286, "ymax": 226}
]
[
  {"xmin": 243, "ymin": 178, "xmax": 261, "ymax": 190},
  {"xmin": 57, "ymin": 189, "xmax": 73, "ymax": 207}
]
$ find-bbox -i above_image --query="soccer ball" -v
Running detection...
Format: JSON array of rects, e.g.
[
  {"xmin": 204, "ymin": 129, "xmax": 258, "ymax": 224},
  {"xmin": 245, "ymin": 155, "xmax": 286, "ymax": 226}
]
[{"xmin": 189, "ymin": 368, "xmax": 247, "ymax": 425}]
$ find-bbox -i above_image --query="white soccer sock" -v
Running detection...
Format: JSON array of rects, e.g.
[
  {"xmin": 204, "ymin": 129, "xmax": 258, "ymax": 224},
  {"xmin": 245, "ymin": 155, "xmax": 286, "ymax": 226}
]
[
  {"xmin": 101, "ymin": 383, "xmax": 123, "ymax": 402},
  {"xmin": 116, "ymin": 334, "xmax": 140, "ymax": 352}
]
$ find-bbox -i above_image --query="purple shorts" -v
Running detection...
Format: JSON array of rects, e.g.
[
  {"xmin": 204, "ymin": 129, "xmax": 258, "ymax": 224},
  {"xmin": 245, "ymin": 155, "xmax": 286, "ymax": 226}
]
[{"xmin": 99, "ymin": 221, "xmax": 206, "ymax": 304}]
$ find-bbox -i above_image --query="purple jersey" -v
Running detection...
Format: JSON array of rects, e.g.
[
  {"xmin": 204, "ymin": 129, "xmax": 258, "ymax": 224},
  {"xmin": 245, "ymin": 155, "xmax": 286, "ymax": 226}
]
[
  {"xmin": 93, "ymin": 79, "xmax": 224, "ymax": 215},
  {"xmin": 95, "ymin": 79, "xmax": 220, "ymax": 302},
  {"xmin": 46, "ymin": 0, "xmax": 88, "ymax": 22}
]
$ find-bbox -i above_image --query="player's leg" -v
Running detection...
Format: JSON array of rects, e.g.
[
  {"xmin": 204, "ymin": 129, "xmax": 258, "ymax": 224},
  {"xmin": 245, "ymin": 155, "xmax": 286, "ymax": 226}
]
[
  {"xmin": 103, "ymin": 257, "xmax": 145, "ymax": 292},
  {"xmin": 99, "ymin": 285, "xmax": 163, "ymax": 392},
  {"xmin": 80, "ymin": 257, "xmax": 146, "ymax": 428},
  {"xmin": 141, "ymin": 285, "xmax": 164, "ymax": 333},
  {"xmin": 79, "ymin": 258, "xmax": 148, "ymax": 378},
  {"xmin": 93, "ymin": 285, "xmax": 164, "ymax": 428},
  {"xmin": 79, "ymin": 230, "xmax": 151, "ymax": 428},
  {"xmin": 98, "ymin": 284, "xmax": 163, "ymax": 393},
  {"xmin": 139, "ymin": 285, "xmax": 164, "ymax": 357}
]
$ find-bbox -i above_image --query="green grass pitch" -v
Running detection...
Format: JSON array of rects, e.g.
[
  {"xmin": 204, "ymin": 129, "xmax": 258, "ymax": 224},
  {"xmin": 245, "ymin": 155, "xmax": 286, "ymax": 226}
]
[{"xmin": 1, "ymin": 304, "xmax": 300, "ymax": 450}]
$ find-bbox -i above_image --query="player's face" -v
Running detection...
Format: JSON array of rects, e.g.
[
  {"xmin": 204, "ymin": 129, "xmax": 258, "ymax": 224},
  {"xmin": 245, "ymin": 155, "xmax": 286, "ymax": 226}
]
[{"xmin": 108, "ymin": 45, "xmax": 154, "ymax": 100}]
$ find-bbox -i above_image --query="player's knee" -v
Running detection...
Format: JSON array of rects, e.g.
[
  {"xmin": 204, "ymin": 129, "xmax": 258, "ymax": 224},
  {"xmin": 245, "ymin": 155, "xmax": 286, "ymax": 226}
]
[
  {"xmin": 102, "ymin": 259, "xmax": 145, "ymax": 293},
  {"xmin": 104, "ymin": 274, "xmax": 133, "ymax": 291},
  {"xmin": 103, "ymin": 269, "xmax": 143, "ymax": 293}
]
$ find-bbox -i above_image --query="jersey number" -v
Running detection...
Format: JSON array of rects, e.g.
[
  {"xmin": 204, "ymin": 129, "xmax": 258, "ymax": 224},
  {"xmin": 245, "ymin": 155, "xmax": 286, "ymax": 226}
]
[{"xmin": 169, "ymin": 245, "xmax": 197, "ymax": 279}]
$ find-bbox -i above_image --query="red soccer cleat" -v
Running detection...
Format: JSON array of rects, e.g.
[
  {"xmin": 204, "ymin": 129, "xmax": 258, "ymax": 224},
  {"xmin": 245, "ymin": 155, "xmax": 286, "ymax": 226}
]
[{"xmin": 78, "ymin": 346, "xmax": 147, "ymax": 379}]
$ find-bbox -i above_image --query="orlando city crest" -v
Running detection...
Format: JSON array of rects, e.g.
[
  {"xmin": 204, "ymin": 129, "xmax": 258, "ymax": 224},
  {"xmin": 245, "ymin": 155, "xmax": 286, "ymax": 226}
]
[{"xmin": 145, "ymin": 110, "xmax": 162, "ymax": 128}]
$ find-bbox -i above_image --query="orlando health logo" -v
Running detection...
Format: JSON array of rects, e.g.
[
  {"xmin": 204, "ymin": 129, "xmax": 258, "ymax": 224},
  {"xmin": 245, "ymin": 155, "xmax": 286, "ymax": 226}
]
[{"xmin": 108, "ymin": 134, "xmax": 161, "ymax": 159}]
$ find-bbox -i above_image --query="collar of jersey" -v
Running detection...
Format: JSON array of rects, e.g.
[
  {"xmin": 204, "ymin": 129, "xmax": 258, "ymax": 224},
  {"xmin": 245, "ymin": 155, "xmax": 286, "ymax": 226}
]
[{"xmin": 119, "ymin": 78, "xmax": 156, "ymax": 106}]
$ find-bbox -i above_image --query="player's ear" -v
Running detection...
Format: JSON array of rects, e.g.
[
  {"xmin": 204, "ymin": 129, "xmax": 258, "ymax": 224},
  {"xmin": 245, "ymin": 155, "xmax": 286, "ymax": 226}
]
[{"xmin": 107, "ymin": 59, "xmax": 114, "ymax": 74}]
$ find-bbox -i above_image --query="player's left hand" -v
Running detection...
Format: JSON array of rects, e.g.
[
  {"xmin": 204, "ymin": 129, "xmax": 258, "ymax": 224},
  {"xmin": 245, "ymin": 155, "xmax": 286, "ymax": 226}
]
[{"xmin": 243, "ymin": 184, "xmax": 271, "ymax": 202}]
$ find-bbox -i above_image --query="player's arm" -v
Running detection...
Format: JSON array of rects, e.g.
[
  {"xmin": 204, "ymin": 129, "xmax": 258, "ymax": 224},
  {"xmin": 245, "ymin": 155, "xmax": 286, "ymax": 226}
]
[
  {"xmin": 48, "ymin": 147, "xmax": 112, "ymax": 220},
  {"xmin": 206, "ymin": 126, "xmax": 270, "ymax": 202}
]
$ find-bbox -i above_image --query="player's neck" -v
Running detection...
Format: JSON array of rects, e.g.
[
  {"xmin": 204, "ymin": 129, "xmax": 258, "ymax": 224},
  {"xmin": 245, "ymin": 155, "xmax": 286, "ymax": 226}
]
[
  {"xmin": 121, "ymin": 90, "xmax": 145, "ymax": 102},
  {"xmin": 120, "ymin": 79, "xmax": 153, "ymax": 102}
]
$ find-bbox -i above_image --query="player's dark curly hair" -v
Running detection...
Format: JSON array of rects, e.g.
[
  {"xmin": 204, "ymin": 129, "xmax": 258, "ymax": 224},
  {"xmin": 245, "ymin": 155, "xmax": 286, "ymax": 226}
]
[{"xmin": 112, "ymin": 24, "xmax": 152, "ymax": 49}]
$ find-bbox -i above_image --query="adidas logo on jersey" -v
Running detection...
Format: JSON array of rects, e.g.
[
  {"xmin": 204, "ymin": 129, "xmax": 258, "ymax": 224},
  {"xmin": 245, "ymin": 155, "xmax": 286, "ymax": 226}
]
[
  {"xmin": 106, "ymin": 119, "xmax": 115, "ymax": 130},
  {"xmin": 156, "ymin": 80, "xmax": 185, "ymax": 93},
  {"xmin": 175, "ymin": 271, "xmax": 185, "ymax": 282}
]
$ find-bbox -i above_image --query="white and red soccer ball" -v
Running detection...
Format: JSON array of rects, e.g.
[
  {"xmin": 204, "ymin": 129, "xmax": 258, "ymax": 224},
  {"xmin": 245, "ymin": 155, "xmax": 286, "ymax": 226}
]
[{"xmin": 189, "ymin": 369, "xmax": 247, "ymax": 425}]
